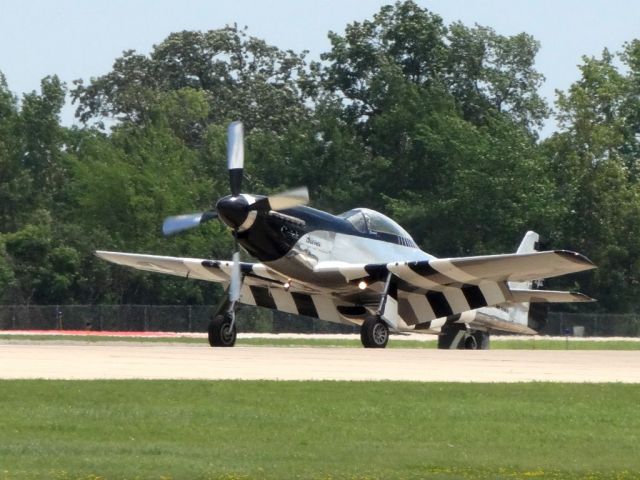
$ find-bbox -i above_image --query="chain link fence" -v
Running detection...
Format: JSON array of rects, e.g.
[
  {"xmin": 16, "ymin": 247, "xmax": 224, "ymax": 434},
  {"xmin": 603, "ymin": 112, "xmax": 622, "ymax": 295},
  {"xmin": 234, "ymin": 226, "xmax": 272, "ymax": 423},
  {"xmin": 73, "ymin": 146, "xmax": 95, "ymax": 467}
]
[
  {"xmin": 0, "ymin": 305, "xmax": 639, "ymax": 336},
  {"xmin": 0, "ymin": 305, "xmax": 358, "ymax": 334},
  {"xmin": 545, "ymin": 312, "xmax": 640, "ymax": 337}
]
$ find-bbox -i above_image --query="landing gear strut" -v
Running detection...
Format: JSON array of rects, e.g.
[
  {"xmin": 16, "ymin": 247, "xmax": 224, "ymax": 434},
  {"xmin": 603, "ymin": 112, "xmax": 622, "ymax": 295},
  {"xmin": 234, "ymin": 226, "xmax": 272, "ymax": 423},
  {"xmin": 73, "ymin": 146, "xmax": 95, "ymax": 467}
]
[
  {"xmin": 208, "ymin": 293, "xmax": 237, "ymax": 347},
  {"xmin": 208, "ymin": 312, "xmax": 237, "ymax": 347},
  {"xmin": 360, "ymin": 317, "xmax": 389, "ymax": 348}
]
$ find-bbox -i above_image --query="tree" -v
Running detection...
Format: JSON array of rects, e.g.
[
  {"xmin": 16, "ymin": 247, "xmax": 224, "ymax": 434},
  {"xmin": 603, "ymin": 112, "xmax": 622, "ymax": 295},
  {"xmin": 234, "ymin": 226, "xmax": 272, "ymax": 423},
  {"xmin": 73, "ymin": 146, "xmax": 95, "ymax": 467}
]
[
  {"xmin": 544, "ymin": 46, "xmax": 640, "ymax": 311},
  {"xmin": 446, "ymin": 22, "xmax": 548, "ymax": 130},
  {"xmin": 0, "ymin": 71, "xmax": 30, "ymax": 233},
  {"xmin": 321, "ymin": 1, "xmax": 547, "ymax": 134},
  {"xmin": 61, "ymin": 92, "xmax": 231, "ymax": 304},
  {"xmin": 71, "ymin": 26, "xmax": 314, "ymax": 138},
  {"xmin": 322, "ymin": 1, "xmax": 447, "ymax": 126},
  {"xmin": 318, "ymin": 1, "xmax": 553, "ymax": 255},
  {"xmin": 19, "ymin": 76, "xmax": 67, "ymax": 203},
  {"xmin": 1, "ymin": 214, "xmax": 81, "ymax": 305}
]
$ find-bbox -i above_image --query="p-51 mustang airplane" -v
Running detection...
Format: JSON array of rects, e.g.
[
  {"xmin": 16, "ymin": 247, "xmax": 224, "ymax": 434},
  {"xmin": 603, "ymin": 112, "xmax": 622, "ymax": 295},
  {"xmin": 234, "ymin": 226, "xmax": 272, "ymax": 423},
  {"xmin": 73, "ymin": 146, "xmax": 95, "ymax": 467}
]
[{"xmin": 97, "ymin": 122, "xmax": 596, "ymax": 349}]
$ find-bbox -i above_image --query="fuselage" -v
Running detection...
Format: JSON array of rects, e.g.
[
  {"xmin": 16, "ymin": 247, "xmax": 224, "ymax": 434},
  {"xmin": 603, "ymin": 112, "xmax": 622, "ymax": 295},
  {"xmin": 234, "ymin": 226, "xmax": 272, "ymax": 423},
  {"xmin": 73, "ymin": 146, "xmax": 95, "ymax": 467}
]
[
  {"xmin": 234, "ymin": 203, "xmax": 432, "ymax": 288},
  {"xmin": 227, "ymin": 200, "xmax": 525, "ymax": 332}
]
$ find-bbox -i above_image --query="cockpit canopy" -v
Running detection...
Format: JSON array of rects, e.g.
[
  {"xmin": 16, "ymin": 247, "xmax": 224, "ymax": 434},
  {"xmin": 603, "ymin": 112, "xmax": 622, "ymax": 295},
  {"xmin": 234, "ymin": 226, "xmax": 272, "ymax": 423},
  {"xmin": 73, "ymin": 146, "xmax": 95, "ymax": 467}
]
[{"xmin": 338, "ymin": 208, "xmax": 415, "ymax": 244}]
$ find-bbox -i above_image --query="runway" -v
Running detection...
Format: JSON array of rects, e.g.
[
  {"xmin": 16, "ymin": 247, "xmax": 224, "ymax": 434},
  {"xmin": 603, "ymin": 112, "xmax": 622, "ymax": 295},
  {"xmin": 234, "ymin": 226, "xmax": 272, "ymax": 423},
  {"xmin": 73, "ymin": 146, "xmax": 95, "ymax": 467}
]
[{"xmin": 1, "ymin": 343, "xmax": 639, "ymax": 382}]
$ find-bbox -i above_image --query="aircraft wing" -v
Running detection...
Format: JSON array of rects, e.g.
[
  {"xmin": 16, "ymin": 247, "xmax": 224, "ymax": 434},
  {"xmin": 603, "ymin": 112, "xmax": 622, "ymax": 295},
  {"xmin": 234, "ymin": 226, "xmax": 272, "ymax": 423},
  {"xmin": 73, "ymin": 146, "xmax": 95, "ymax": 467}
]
[
  {"xmin": 316, "ymin": 250, "xmax": 595, "ymax": 329},
  {"xmin": 95, "ymin": 250, "xmax": 360, "ymax": 327},
  {"xmin": 95, "ymin": 251, "xmax": 286, "ymax": 285},
  {"xmin": 322, "ymin": 250, "xmax": 595, "ymax": 287}
]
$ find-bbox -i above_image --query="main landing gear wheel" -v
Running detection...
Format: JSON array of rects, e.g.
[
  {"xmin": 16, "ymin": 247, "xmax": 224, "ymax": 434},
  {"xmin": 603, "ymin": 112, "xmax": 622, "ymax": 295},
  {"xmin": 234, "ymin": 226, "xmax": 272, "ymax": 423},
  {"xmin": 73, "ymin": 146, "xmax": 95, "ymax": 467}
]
[
  {"xmin": 208, "ymin": 313, "xmax": 237, "ymax": 347},
  {"xmin": 360, "ymin": 317, "xmax": 389, "ymax": 348}
]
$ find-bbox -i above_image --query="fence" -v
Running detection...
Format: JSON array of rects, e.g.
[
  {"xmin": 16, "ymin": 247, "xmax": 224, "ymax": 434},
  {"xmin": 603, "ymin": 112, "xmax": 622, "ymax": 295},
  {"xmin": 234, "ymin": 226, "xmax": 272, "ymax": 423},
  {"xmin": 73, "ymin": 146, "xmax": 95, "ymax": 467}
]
[
  {"xmin": 0, "ymin": 304, "xmax": 358, "ymax": 334},
  {"xmin": 545, "ymin": 312, "xmax": 640, "ymax": 337},
  {"xmin": 0, "ymin": 305, "xmax": 639, "ymax": 337}
]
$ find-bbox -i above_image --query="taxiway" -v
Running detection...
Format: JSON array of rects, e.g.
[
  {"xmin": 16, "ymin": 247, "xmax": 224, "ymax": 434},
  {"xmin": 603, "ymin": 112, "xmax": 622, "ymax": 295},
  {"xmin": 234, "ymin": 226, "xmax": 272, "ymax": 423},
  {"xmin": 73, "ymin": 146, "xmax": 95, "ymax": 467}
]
[{"xmin": 1, "ymin": 343, "xmax": 639, "ymax": 382}]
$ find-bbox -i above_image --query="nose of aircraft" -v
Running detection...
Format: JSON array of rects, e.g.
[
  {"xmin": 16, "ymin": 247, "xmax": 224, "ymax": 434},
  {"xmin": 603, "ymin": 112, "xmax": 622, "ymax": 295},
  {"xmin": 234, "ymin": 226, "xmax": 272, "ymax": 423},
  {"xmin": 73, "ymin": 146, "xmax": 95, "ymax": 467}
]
[{"xmin": 216, "ymin": 195, "xmax": 249, "ymax": 230}]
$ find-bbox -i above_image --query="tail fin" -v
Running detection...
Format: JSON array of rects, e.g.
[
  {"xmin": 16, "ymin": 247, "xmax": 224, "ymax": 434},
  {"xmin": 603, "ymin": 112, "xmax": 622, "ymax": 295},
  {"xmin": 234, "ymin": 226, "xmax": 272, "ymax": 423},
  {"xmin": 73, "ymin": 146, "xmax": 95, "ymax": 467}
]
[
  {"xmin": 515, "ymin": 230, "xmax": 540, "ymax": 256},
  {"xmin": 508, "ymin": 231, "xmax": 540, "ymax": 325}
]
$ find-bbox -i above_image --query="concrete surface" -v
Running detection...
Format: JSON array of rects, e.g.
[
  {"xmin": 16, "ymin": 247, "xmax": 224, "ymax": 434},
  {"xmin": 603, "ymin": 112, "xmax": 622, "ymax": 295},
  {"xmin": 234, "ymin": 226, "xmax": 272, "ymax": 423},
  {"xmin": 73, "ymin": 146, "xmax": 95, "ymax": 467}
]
[{"xmin": 1, "ymin": 343, "xmax": 639, "ymax": 382}]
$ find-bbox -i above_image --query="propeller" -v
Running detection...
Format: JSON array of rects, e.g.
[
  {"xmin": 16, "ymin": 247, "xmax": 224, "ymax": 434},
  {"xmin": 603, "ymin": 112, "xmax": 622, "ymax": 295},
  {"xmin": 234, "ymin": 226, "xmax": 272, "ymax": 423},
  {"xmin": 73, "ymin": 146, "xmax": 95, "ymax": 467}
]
[
  {"xmin": 249, "ymin": 186, "xmax": 309, "ymax": 212},
  {"xmin": 162, "ymin": 211, "xmax": 218, "ymax": 236},
  {"xmin": 227, "ymin": 121, "xmax": 244, "ymax": 196},
  {"xmin": 161, "ymin": 120, "xmax": 310, "ymax": 327}
]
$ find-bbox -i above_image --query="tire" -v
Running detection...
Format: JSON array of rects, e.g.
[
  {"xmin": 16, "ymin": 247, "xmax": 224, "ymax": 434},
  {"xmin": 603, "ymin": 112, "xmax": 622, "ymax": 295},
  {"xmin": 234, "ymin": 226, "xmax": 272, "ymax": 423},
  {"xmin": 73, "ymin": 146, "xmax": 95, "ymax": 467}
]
[
  {"xmin": 464, "ymin": 335, "xmax": 478, "ymax": 349},
  {"xmin": 464, "ymin": 331, "xmax": 490, "ymax": 350},
  {"xmin": 208, "ymin": 314, "xmax": 237, "ymax": 347},
  {"xmin": 360, "ymin": 317, "xmax": 389, "ymax": 348},
  {"xmin": 473, "ymin": 331, "xmax": 490, "ymax": 350}
]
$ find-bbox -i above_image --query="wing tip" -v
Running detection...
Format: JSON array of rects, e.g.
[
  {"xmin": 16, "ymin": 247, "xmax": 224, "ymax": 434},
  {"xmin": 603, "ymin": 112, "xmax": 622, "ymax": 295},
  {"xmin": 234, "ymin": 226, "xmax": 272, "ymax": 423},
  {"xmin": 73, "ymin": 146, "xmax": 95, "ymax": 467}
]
[
  {"xmin": 553, "ymin": 250, "xmax": 596, "ymax": 269},
  {"xmin": 571, "ymin": 292, "xmax": 597, "ymax": 302}
]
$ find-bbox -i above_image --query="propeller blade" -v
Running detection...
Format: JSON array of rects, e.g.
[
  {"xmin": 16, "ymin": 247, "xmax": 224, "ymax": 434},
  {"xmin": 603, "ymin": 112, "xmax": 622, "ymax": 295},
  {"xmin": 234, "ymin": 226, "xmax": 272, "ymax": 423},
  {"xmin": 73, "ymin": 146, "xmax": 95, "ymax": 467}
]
[
  {"xmin": 250, "ymin": 186, "xmax": 310, "ymax": 211},
  {"xmin": 162, "ymin": 211, "xmax": 217, "ymax": 236},
  {"xmin": 229, "ymin": 251, "xmax": 241, "ymax": 303},
  {"xmin": 227, "ymin": 121, "xmax": 244, "ymax": 196}
]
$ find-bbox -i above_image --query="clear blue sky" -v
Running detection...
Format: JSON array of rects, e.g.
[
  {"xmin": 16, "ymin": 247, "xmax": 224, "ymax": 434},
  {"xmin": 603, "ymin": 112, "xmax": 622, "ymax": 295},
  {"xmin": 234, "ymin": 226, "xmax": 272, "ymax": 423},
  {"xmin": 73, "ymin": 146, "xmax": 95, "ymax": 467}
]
[{"xmin": 1, "ymin": 0, "xmax": 639, "ymax": 132}]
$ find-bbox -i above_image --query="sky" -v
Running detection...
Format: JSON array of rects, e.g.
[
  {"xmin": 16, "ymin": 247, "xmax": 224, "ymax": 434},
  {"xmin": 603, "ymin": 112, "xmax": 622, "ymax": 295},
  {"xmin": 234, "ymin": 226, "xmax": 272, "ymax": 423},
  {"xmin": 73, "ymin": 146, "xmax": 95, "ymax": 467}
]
[{"xmin": 1, "ymin": 0, "xmax": 639, "ymax": 133}]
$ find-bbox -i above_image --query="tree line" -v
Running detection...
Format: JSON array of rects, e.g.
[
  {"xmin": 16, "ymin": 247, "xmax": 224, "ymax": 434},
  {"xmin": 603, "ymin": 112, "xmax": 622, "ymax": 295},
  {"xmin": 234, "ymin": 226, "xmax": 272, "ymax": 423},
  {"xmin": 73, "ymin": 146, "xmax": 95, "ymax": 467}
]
[{"xmin": 1, "ymin": 1, "xmax": 639, "ymax": 312}]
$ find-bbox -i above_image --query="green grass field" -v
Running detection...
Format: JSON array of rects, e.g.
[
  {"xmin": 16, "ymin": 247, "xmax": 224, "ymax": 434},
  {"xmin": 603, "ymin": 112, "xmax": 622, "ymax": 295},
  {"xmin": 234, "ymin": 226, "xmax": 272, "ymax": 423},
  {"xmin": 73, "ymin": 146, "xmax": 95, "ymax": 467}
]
[
  {"xmin": 1, "ymin": 334, "xmax": 640, "ymax": 350},
  {"xmin": 1, "ymin": 381, "xmax": 639, "ymax": 479}
]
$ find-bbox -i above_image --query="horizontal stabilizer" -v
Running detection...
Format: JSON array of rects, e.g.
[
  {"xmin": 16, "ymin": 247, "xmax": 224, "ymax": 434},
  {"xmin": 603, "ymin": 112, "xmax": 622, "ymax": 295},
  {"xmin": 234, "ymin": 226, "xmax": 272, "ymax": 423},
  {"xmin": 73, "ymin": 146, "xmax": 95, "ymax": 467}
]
[{"xmin": 509, "ymin": 289, "xmax": 595, "ymax": 303}]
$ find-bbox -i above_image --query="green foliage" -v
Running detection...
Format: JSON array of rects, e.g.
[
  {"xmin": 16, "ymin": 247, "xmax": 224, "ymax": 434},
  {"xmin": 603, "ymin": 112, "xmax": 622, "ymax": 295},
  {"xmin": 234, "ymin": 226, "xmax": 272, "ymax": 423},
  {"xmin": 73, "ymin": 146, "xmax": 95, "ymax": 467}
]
[
  {"xmin": 447, "ymin": 22, "xmax": 549, "ymax": 129},
  {"xmin": 0, "ymin": 75, "xmax": 31, "ymax": 232},
  {"xmin": 0, "ymin": 240, "xmax": 16, "ymax": 303},
  {"xmin": 1, "ymin": 217, "xmax": 81, "ymax": 304},
  {"xmin": 321, "ymin": 1, "xmax": 547, "ymax": 132},
  {"xmin": 71, "ymin": 25, "xmax": 313, "ymax": 136},
  {"xmin": 544, "ymin": 45, "xmax": 640, "ymax": 311},
  {"xmin": 319, "ymin": 2, "xmax": 554, "ymax": 256}
]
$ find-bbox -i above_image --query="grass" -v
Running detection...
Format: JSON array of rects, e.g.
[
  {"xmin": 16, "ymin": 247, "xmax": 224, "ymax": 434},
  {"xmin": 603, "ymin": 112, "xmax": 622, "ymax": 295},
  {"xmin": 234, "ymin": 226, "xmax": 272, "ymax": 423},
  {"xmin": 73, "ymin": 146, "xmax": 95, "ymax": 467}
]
[
  {"xmin": 242, "ymin": 337, "xmax": 640, "ymax": 350},
  {"xmin": 1, "ymin": 334, "xmax": 640, "ymax": 350},
  {"xmin": 0, "ymin": 334, "xmax": 206, "ymax": 344},
  {"xmin": 0, "ymin": 381, "xmax": 639, "ymax": 479}
]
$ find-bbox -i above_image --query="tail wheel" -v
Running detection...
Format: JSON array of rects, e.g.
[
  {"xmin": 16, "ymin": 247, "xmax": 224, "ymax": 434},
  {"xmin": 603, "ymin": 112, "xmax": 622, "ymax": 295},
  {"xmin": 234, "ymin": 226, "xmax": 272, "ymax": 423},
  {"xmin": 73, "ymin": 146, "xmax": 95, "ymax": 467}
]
[
  {"xmin": 360, "ymin": 317, "xmax": 389, "ymax": 348},
  {"xmin": 208, "ymin": 314, "xmax": 237, "ymax": 347},
  {"xmin": 464, "ymin": 331, "xmax": 490, "ymax": 350}
]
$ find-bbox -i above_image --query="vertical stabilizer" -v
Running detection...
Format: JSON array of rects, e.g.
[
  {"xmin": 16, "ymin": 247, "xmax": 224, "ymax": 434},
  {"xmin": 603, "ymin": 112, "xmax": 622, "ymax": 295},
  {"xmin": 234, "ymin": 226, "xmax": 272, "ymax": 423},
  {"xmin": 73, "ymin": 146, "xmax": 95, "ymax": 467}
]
[
  {"xmin": 508, "ymin": 231, "xmax": 540, "ymax": 325},
  {"xmin": 516, "ymin": 230, "xmax": 540, "ymax": 255}
]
